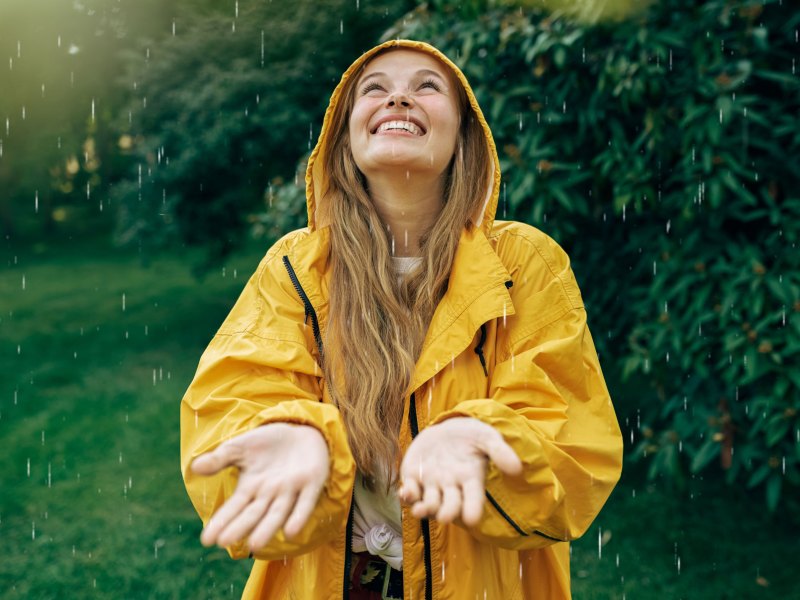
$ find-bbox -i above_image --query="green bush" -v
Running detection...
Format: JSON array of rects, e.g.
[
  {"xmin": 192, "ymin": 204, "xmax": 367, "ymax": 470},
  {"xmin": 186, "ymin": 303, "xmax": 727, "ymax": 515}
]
[
  {"xmin": 269, "ymin": 0, "xmax": 800, "ymax": 508},
  {"xmin": 112, "ymin": 0, "xmax": 412, "ymax": 268}
]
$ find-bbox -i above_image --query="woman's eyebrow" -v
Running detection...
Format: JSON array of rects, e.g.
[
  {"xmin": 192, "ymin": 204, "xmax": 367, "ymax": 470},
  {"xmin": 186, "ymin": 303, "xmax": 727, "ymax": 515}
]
[{"xmin": 358, "ymin": 68, "xmax": 447, "ymax": 86}]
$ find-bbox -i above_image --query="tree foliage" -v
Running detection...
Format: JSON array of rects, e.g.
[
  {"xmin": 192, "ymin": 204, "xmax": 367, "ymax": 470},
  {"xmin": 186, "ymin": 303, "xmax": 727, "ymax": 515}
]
[
  {"xmin": 112, "ymin": 0, "xmax": 412, "ymax": 266},
  {"xmin": 0, "ymin": 0, "xmax": 174, "ymax": 238}
]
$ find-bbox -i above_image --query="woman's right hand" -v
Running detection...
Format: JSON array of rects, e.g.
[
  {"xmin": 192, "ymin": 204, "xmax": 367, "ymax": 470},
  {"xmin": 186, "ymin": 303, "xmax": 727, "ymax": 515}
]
[{"xmin": 191, "ymin": 422, "xmax": 330, "ymax": 552}]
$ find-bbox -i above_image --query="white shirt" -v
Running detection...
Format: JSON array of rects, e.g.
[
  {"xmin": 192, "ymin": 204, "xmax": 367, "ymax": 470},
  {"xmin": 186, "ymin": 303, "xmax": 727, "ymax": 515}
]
[
  {"xmin": 350, "ymin": 255, "xmax": 422, "ymax": 571},
  {"xmin": 352, "ymin": 463, "xmax": 403, "ymax": 570}
]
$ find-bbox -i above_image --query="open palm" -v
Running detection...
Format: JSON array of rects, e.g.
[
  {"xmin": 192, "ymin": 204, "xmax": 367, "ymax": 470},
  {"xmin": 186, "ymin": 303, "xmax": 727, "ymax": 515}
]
[
  {"xmin": 398, "ymin": 417, "xmax": 523, "ymax": 526},
  {"xmin": 191, "ymin": 422, "xmax": 330, "ymax": 552}
]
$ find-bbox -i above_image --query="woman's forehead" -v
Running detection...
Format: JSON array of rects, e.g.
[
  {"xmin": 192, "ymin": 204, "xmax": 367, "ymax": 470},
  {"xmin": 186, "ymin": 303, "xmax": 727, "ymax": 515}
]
[{"xmin": 357, "ymin": 49, "xmax": 454, "ymax": 85}]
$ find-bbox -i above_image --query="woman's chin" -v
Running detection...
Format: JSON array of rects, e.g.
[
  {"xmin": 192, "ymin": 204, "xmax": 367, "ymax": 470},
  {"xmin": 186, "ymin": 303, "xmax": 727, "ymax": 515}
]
[{"xmin": 363, "ymin": 150, "xmax": 446, "ymax": 173}]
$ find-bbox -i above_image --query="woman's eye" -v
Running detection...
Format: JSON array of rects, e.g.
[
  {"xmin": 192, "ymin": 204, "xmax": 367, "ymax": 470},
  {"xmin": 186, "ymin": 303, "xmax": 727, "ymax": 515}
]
[
  {"xmin": 361, "ymin": 82, "xmax": 385, "ymax": 94},
  {"xmin": 419, "ymin": 79, "xmax": 441, "ymax": 91}
]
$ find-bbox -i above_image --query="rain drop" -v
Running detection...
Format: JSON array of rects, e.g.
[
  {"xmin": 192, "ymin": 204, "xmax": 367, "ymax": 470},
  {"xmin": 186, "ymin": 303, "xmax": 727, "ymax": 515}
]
[{"xmin": 597, "ymin": 527, "xmax": 602, "ymax": 559}]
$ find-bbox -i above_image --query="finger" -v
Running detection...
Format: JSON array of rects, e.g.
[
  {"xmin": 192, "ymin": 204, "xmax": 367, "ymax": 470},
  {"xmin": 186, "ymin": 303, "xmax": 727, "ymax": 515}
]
[
  {"xmin": 217, "ymin": 496, "xmax": 272, "ymax": 548},
  {"xmin": 460, "ymin": 478, "xmax": 485, "ymax": 527},
  {"xmin": 201, "ymin": 491, "xmax": 253, "ymax": 546},
  {"xmin": 283, "ymin": 482, "xmax": 323, "ymax": 540},
  {"xmin": 247, "ymin": 493, "xmax": 296, "ymax": 551},
  {"xmin": 413, "ymin": 483, "xmax": 442, "ymax": 519},
  {"xmin": 435, "ymin": 485, "xmax": 462, "ymax": 524},
  {"xmin": 398, "ymin": 477, "xmax": 422, "ymax": 505},
  {"xmin": 191, "ymin": 443, "xmax": 240, "ymax": 476},
  {"xmin": 483, "ymin": 435, "xmax": 523, "ymax": 477}
]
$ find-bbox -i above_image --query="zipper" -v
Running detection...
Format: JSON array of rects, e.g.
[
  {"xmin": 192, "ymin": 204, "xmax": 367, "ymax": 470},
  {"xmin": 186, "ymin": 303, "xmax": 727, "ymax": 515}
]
[
  {"xmin": 283, "ymin": 255, "xmax": 359, "ymax": 596},
  {"xmin": 342, "ymin": 487, "xmax": 355, "ymax": 599},
  {"xmin": 409, "ymin": 392, "xmax": 433, "ymax": 600},
  {"xmin": 282, "ymin": 256, "xmax": 324, "ymax": 362}
]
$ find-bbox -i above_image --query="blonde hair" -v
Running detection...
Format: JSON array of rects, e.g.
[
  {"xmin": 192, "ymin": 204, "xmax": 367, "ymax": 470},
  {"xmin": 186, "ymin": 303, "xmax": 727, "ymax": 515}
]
[{"xmin": 321, "ymin": 48, "xmax": 491, "ymax": 493}]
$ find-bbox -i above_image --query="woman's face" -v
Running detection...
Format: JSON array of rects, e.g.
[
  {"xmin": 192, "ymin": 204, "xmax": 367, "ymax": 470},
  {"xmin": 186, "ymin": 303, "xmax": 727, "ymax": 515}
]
[{"xmin": 348, "ymin": 49, "xmax": 461, "ymax": 182}]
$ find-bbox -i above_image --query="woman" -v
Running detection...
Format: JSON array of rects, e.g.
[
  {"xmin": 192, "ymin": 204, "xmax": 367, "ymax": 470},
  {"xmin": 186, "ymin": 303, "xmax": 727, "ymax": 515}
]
[{"xmin": 181, "ymin": 39, "xmax": 623, "ymax": 599}]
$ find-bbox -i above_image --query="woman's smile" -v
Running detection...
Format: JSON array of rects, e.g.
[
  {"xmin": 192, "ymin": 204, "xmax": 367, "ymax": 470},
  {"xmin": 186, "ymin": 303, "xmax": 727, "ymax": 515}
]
[{"xmin": 373, "ymin": 121, "xmax": 425, "ymax": 136}]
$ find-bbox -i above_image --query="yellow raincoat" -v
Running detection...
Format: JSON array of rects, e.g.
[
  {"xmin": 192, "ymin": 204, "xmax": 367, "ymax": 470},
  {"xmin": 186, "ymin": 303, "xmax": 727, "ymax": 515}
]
[{"xmin": 181, "ymin": 39, "xmax": 623, "ymax": 599}]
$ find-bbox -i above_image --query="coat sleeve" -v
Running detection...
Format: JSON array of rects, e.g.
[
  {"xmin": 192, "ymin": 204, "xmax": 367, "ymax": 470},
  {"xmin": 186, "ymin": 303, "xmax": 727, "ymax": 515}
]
[
  {"xmin": 180, "ymin": 235, "xmax": 356, "ymax": 560},
  {"xmin": 429, "ymin": 229, "xmax": 623, "ymax": 550}
]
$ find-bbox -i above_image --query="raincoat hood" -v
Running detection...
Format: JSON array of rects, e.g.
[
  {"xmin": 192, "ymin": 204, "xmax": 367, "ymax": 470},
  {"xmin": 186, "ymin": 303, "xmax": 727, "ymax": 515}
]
[{"xmin": 305, "ymin": 39, "xmax": 501, "ymax": 235}]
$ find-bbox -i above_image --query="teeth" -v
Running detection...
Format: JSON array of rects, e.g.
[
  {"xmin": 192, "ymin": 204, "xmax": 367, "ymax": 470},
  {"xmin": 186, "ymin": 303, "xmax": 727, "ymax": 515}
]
[{"xmin": 376, "ymin": 120, "xmax": 422, "ymax": 135}]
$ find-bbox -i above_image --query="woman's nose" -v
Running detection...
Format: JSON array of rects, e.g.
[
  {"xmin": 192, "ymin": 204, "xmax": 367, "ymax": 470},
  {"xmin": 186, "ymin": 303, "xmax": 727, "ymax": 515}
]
[{"xmin": 386, "ymin": 91, "xmax": 413, "ymax": 108}]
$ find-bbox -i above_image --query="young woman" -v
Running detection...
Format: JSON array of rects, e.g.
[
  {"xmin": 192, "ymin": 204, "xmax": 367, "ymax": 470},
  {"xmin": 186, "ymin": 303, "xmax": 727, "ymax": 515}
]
[{"xmin": 181, "ymin": 39, "xmax": 623, "ymax": 600}]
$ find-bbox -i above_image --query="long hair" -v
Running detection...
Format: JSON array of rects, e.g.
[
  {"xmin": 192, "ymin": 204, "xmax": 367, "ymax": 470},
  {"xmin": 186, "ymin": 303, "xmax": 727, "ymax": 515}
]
[{"xmin": 321, "ymin": 48, "xmax": 491, "ymax": 493}]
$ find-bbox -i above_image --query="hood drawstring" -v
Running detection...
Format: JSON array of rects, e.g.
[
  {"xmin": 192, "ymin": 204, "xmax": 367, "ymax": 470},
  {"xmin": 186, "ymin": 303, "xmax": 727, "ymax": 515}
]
[{"xmin": 474, "ymin": 324, "xmax": 488, "ymax": 377}]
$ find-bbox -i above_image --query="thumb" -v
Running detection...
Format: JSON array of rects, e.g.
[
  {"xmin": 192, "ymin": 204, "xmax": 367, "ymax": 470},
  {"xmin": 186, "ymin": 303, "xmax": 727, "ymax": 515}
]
[
  {"xmin": 482, "ymin": 434, "xmax": 523, "ymax": 477},
  {"xmin": 191, "ymin": 444, "xmax": 236, "ymax": 476}
]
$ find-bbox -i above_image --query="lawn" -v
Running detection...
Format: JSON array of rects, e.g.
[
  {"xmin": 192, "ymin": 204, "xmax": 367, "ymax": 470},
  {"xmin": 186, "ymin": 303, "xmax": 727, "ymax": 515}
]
[{"xmin": 1, "ymin": 235, "xmax": 795, "ymax": 598}]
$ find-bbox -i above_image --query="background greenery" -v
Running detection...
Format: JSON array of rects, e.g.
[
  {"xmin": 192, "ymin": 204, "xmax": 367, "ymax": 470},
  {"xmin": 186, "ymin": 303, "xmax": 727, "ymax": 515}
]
[{"xmin": 2, "ymin": 0, "xmax": 798, "ymax": 597}]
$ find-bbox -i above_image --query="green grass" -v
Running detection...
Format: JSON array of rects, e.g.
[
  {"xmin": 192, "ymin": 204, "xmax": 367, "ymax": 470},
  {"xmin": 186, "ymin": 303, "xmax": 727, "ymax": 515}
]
[
  {"xmin": 1, "ymin": 236, "xmax": 258, "ymax": 599},
  {"xmin": 571, "ymin": 466, "xmax": 797, "ymax": 599},
  {"xmin": 1, "ymin": 235, "xmax": 796, "ymax": 598}
]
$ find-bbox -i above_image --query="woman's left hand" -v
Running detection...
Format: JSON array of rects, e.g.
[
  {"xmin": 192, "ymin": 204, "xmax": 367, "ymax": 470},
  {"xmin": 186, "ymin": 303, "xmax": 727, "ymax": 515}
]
[{"xmin": 398, "ymin": 417, "xmax": 523, "ymax": 527}]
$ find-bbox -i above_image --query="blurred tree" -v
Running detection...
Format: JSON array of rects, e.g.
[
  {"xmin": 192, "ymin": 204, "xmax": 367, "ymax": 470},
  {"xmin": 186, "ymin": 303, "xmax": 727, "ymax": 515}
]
[
  {"xmin": 112, "ymin": 0, "xmax": 413, "ymax": 267},
  {"xmin": 0, "ymin": 0, "xmax": 177, "ymax": 239}
]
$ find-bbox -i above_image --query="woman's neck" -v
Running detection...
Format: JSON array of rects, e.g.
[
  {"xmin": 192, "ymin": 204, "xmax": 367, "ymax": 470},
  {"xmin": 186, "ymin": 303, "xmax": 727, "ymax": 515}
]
[{"xmin": 366, "ymin": 169, "xmax": 445, "ymax": 257}]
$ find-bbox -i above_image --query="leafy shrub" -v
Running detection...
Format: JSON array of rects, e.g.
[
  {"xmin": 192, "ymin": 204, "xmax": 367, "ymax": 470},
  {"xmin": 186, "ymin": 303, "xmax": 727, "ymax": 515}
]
[
  {"xmin": 112, "ymin": 0, "xmax": 412, "ymax": 267},
  {"xmin": 287, "ymin": 0, "xmax": 798, "ymax": 509}
]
